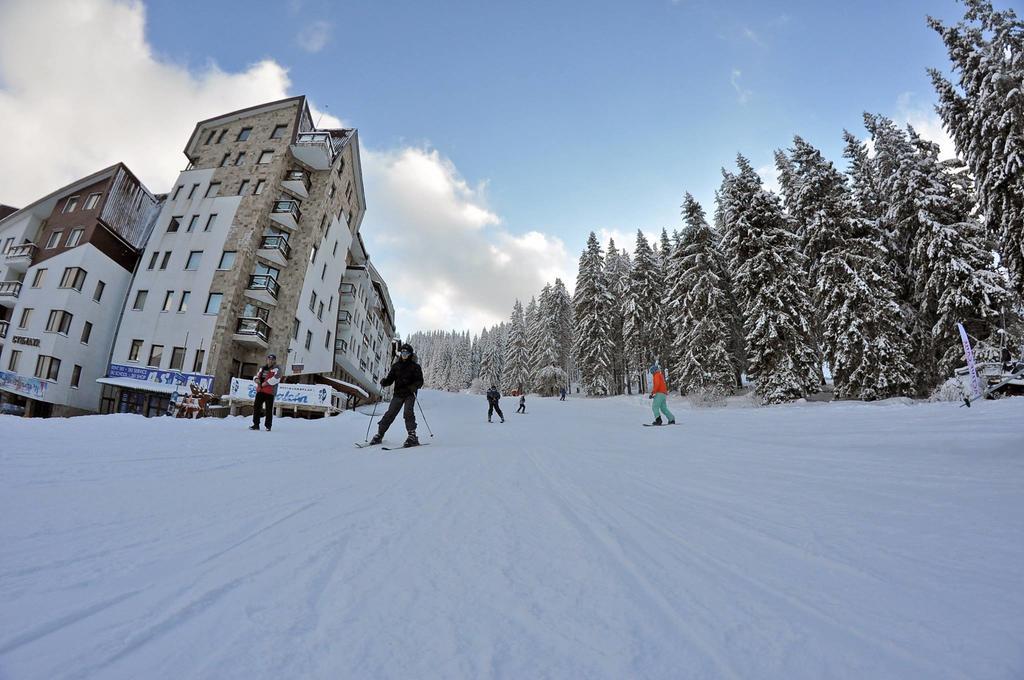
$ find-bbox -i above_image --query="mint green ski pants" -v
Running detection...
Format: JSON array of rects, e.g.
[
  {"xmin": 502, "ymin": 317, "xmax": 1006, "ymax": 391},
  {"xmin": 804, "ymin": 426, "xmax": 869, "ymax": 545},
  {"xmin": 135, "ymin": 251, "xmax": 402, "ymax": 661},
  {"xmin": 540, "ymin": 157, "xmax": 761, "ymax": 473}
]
[{"xmin": 652, "ymin": 393, "xmax": 674, "ymax": 422}]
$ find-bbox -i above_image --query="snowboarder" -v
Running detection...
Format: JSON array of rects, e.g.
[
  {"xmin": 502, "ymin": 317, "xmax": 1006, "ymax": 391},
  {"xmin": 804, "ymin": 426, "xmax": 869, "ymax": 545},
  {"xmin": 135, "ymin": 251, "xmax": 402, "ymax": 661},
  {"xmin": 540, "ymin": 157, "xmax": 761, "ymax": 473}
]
[
  {"xmin": 559, "ymin": 387, "xmax": 566, "ymax": 401},
  {"xmin": 250, "ymin": 353, "xmax": 281, "ymax": 431},
  {"xmin": 517, "ymin": 394, "xmax": 526, "ymax": 414},
  {"xmin": 487, "ymin": 385, "xmax": 505, "ymax": 422},
  {"xmin": 649, "ymin": 363, "xmax": 675, "ymax": 426},
  {"xmin": 369, "ymin": 343, "xmax": 424, "ymax": 447}
]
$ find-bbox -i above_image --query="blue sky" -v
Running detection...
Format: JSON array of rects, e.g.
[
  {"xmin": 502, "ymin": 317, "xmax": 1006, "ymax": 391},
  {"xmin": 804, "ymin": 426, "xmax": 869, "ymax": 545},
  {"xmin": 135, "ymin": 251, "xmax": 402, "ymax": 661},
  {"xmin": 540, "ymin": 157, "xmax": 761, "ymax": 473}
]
[{"xmin": 0, "ymin": 0, "xmax": 986, "ymax": 332}]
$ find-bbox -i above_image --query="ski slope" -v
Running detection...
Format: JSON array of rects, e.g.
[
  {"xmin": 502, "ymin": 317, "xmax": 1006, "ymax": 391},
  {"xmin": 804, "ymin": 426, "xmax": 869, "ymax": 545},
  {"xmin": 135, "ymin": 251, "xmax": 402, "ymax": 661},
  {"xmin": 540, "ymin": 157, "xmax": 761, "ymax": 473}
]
[{"xmin": 1, "ymin": 391, "xmax": 1023, "ymax": 679}]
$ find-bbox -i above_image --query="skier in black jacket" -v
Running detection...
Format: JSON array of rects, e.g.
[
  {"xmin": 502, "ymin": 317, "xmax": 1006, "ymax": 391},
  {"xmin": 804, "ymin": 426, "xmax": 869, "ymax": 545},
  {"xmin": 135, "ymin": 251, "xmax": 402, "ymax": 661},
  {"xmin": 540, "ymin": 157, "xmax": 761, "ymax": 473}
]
[
  {"xmin": 370, "ymin": 343, "xmax": 425, "ymax": 447},
  {"xmin": 486, "ymin": 385, "xmax": 505, "ymax": 423}
]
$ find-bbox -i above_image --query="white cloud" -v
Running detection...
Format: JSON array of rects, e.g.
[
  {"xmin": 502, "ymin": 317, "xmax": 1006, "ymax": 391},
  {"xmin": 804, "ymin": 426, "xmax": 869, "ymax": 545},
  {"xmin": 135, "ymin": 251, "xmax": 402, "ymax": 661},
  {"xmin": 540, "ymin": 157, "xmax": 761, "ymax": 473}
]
[
  {"xmin": 895, "ymin": 92, "xmax": 956, "ymax": 160},
  {"xmin": 297, "ymin": 20, "xmax": 331, "ymax": 54},
  {"xmin": 597, "ymin": 228, "xmax": 663, "ymax": 256},
  {"xmin": 360, "ymin": 147, "xmax": 575, "ymax": 333},
  {"xmin": 742, "ymin": 27, "xmax": 765, "ymax": 47},
  {"xmin": 730, "ymin": 68, "xmax": 752, "ymax": 104},
  {"xmin": 755, "ymin": 163, "xmax": 781, "ymax": 195},
  {"xmin": 0, "ymin": 0, "xmax": 296, "ymax": 204}
]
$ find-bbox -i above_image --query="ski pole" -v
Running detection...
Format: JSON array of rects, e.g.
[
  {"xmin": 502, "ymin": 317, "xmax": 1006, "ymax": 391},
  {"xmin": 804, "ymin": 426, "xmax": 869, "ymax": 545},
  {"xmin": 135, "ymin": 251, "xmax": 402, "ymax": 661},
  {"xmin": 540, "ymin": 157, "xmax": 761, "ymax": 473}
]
[
  {"xmin": 415, "ymin": 395, "xmax": 434, "ymax": 438},
  {"xmin": 364, "ymin": 394, "xmax": 381, "ymax": 442}
]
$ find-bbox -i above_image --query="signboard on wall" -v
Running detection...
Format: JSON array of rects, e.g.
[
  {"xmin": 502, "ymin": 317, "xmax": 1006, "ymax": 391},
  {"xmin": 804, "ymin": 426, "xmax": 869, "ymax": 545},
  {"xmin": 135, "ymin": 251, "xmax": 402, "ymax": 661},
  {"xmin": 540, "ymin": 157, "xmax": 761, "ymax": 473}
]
[
  {"xmin": 107, "ymin": 363, "xmax": 215, "ymax": 392},
  {"xmin": 229, "ymin": 378, "xmax": 332, "ymax": 408},
  {"xmin": 0, "ymin": 370, "xmax": 48, "ymax": 399}
]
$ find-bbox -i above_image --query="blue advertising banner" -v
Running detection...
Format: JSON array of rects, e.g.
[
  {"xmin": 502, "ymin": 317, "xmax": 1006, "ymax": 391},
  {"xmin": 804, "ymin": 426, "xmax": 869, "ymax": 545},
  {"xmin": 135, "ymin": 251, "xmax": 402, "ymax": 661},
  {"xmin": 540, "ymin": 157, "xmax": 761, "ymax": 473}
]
[
  {"xmin": 107, "ymin": 363, "xmax": 214, "ymax": 392},
  {"xmin": 0, "ymin": 370, "xmax": 49, "ymax": 399}
]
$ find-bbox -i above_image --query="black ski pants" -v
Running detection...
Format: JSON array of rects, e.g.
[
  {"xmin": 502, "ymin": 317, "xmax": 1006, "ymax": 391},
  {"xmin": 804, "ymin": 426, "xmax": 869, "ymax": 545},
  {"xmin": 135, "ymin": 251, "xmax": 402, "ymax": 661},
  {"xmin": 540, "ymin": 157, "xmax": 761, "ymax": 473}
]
[
  {"xmin": 516, "ymin": 403, "xmax": 525, "ymax": 413},
  {"xmin": 488, "ymin": 401, "xmax": 504, "ymax": 420},
  {"xmin": 378, "ymin": 393, "xmax": 417, "ymax": 435},
  {"xmin": 253, "ymin": 392, "xmax": 274, "ymax": 429}
]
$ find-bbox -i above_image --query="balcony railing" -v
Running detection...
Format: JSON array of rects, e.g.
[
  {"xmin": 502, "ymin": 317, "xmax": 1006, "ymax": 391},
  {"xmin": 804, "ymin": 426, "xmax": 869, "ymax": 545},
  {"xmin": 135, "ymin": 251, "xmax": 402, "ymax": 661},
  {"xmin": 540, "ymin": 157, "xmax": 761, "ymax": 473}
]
[
  {"xmin": 335, "ymin": 338, "xmax": 348, "ymax": 353},
  {"xmin": 284, "ymin": 170, "xmax": 311, "ymax": 191},
  {"xmin": 247, "ymin": 274, "xmax": 280, "ymax": 299},
  {"xmin": 0, "ymin": 281, "xmax": 22, "ymax": 298},
  {"xmin": 339, "ymin": 310, "xmax": 352, "ymax": 324},
  {"xmin": 235, "ymin": 316, "xmax": 271, "ymax": 343},
  {"xmin": 0, "ymin": 320, "xmax": 8, "ymax": 339},
  {"xmin": 259, "ymin": 235, "xmax": 291, "ymax": 261},
  {"xmin": 295, "ymin": 132, "xmax": 336, "ymax": 157},
  {"xmin": 339, "ymin": 282, "xmax": 356, "ymax": 296},
  {"xmin": 5, "ymin": 243, "xmax": 37, "ymax": 260},
  {"xmin": 272, "ymin": 200, "xmax": 302, "ymax": 222}
]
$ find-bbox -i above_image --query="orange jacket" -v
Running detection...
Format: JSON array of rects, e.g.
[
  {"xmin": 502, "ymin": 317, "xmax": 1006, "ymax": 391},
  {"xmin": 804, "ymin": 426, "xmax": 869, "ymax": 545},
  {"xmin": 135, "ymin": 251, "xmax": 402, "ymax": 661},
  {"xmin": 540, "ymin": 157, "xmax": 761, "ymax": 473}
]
[{"xmin": 651, "ymin": 370, "xmax": 668, "ymax": 395}]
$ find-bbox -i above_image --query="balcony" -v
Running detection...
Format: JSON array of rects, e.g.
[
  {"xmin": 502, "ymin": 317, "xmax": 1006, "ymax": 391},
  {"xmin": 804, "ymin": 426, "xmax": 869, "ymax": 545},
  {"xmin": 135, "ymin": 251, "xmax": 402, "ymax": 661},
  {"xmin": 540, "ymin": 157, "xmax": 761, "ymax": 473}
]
[
  {"xmin": 0, "ymin": 280, "xmax": 22, "ymax": 305},
  {"xmin": 4, "ymin": 243, "xmax": 36, "ymax": 273},
  {"xmin": 339, "ymin": 282, "xmax": 356, "ymax": 297},
  {"xmin": 244, "ymin": 274, "xmax": 280, "ymax": 306},
  {"xmin": 335, "ymin": 337, "xmax": 348, "ymax": 353},
  {"xmin": 281, "ymin": 170, "xmax": 311, "ymax": 199},
  {"xmin": 339, "ymin": 310, "xmax": 352, "ymax": 325},
  {"xmin": 258, "ymin": 235, "xmax": 292, "ymax": 268},
  {"xmin": 270, "ymin": 200, "xmax": 302, "ymax": 231},
  {"xmin": 233, "ymin": 316, "xmax": 271, "ymax": 348},
  {"xmin": 290, "ymin": 132, "xmax": 336, "ymax": 170},
  {"xmin": 0, "ymin": 320, "xmax": 8, "ymax": 341}
]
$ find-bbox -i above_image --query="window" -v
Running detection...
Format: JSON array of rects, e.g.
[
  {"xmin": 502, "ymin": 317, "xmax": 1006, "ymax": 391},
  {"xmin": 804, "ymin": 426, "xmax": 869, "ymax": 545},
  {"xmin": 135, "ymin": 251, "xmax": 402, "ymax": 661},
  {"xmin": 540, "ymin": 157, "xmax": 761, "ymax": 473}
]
[
  {"xmin": 31, "ymin": 268, "xmax": 46, "ymax": 288},
  {"xmin": 204, "ymin": 130, "xmax": 217, "ymax": 145},
  {"xmin": 59, "ymin": 267, "xmax": 87, "ymax": 291},
  {"xmin": 236, "ymin": 127, "xmax": 252, "ymax": 142},
  {"xmin": 325, "ymin": 330, "xmax": 331, "ymax": 349},
  {"xmin": 220, "ymin": 153, "xmax": 231, "ymax": 167},
  {"xmin": 63, "ymin": 195, "xmax": 79, "ymax": 213},
  {"xmin": 205, "ymin": 292, "xmax": 223, "ymax": 315},
  {"xmin": 216, "ymin": 129, "xmax": 227, "ymax": 144},
  {"xmin": 205, "ymin": 214, "xmax": 217, "ymax": 231},
  {"xmin": 271, "ymin": 124, "xmax": 288, "ymax": 139},
  {"xmin": 257, "ymin": 150, "xmax": 274, "ymax": 164},
  {"xmin": 93, "ymin": 280, "xmax": 105, "ymax": 302},
  {"xmin": 178, "ymin": 291, "xmax": 190, "ymax": 312},
  {"xmin": 160, "ymin": 252, "xmax": 171, "ymax": 270},
  {"xmin": 188, "ymin": 183, "xmax": 200, "ymax": 199},
  {"xmin": 128, "ymin": 339, "xmax": 143, "ymax": 361},
  {"xmin": 133, "ymin": 290, "xmax": 148, "ymax": 311},
  {"xmin": 253, "ymin": 179, "xmax": 265, "ymax": 195},
  {"xmin": 205, "ymin": 183, "xmax": 221, "ymax": 198},
  {"xmin": 329, "ymin": 184, "xmax": 337, "ymax": 199},
  {"xmin": 18, "ymin": 308, "xmax": 32, "ymax": 329},
  {"xmin": 84, "ymin": 193, "xmax": 102, "ymax": 210},
  {"xmin": 172, "ymin": 185, "xmax": 183, "ymax": 200},
  {"xmin": 305, "ymin": 330, "xmax": 313, "ymax": 350},
  {"xmin": 45, "ymin": 309, "xmax": 73, "ymax": 335},
  {"xmin": 240, "ymin": 362, "xmax": 258, "ymax": 380},
  {"xmin": 333, "ymin": 241, "xmax": 338, "ymax": 256},
  {"xmin": 2, "ymin": 237, "xmax": 13, "ymax": 254},
  {"xmin": 169, "ymin": 347, "xmax": 186, "ymax": 371},
  {"xmin": 71, "ymin": 365, "xmax": 82, "ymax": 389},
  {"xmin": 147, "ymin": 252, "xmax": 159, "ymax": 270},
  {"xmin": 147, "ymin": 345, "xmax": 164, "ymax": 368},
  {"xmin": 65, "ymin": 228, "xmax": 84, "ymax": 247},
  {"xmin": 328, "ymin": 295, "xmax": 333, "ymax": 311},
  {"xmin": 218, "ymin": 251, "xmax": 236, "ymax": 270},
  {"xmin": 162, "ymin": 290, "xmax": 175, "ymax": 312},
  {"xmin": 346, "ymin": 182, "xmax": 353, "ymax": 200},
  {"xmin": 46, "ymin": 231, "xmax": 63, "ymax": 249},
  {"xmin": 8, "ymin": 350, "xmax": 20, "ymax": 372},
  {"xmin": 309, "ymin": 291, "xmax": 317, "ymax": 312},
  {"xmin": 317, "ymin": 301, "xmax": 324, "ymax": 321},
  {"xmin": 187, "ymin": 215, "xmax": 200, "ymax": 232},
  {"xmin": 292, "ymin": 318, "xmax": 300, "ymax": 340},
  {"xmin": 167, "ymin": 216, "xmax": 181, "ymax": 233},
  {"xmin": 192, "ymin": 349, "xmax": 206, "ymax": 373},
  {"xmin": 185, "ymin": 251, "xmax": 203, "ymax": 270},
  {"xmin": 235, "ymin": 153, "xmax": 248, "ymax": 167},
  {"xmin": 34, "ymin": 355, "xmax": 61, "ymax": 381},
  {"xmin": 321, "ymin": 263, "xmax": 327, "ymax": 280},
  {"xmin": 310, "ymin": 244, "xmax": 318, "ymax": 264},
  {"xmin": 81, "ymin": 321, "xmax": 92, "ymax": 344},
  {"xmin": 238, "ymin": 179, "xmax": 250, "ymax": 195}
]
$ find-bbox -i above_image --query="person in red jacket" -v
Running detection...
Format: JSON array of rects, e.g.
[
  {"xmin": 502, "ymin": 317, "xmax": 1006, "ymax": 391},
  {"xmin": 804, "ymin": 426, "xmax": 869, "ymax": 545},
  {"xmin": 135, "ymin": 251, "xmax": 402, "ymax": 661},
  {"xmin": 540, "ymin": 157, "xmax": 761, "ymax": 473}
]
[
  {"xmin": 649, "ymin": 363, "xmax": 676, "ymax": 426},
  {"xmin": 250, "ymin": 353, "xmax": 281, "ymax": 431}
]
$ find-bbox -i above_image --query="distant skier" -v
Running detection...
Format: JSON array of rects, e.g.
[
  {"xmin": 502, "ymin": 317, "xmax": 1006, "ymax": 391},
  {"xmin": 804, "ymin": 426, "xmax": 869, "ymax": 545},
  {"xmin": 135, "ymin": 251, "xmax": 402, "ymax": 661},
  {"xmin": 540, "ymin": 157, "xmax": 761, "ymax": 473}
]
[
  {"xmin": 250, "ymin": 353, "xmax": 281, "ymax": 431},
  {"xmin": 649, "ymin": 363, "xmax": 676, "ymax": 426},
  {"xmin": 559, "ymin": 387, "xmax": 566, "ymax": 401},
  {"xmin": 487, "ymin": 385, "xmax": 505, "ymax": 422},
  {"xmin": 369, "ymin": 343, "xmax": 424, "ymax": 447},
  {"xmin": 517, "ymin": 394, "xmax": 526, "ymax": 414}
]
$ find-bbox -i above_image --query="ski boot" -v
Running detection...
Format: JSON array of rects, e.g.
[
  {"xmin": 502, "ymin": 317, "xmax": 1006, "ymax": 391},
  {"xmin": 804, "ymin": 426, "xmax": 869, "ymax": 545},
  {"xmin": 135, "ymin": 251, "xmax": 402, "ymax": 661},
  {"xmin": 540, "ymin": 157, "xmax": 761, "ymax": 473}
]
[
  {"xmin": 651, "ymin": 416, "xmax": 663, "ymax": 426},
  {"xmin": 404, "ymin": 432, "xmax": 419, "ymax": 448},
  {"xmin": 368, "ymin": 433, "xmax": 383, "ymax": 445},
  {"xmin": 500, "ymin": 416, "xmax": 505, "ymax": 423},
  {"xmin": 249, "ymin": 425, "xmax": 260, "ymax": 431}
]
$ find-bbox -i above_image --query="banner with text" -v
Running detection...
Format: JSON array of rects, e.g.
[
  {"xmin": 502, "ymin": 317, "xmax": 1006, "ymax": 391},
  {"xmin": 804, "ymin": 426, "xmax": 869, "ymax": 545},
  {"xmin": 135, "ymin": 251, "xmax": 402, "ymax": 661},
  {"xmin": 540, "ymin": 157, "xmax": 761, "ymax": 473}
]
[
  {"xmin": 108, "ymin": 363, "xmax": 214, "ymax": 392},
  {"xmin": 229, "ymin": 378, "xmax": 332, "ymax": 408},
  {"xmin": 0, "ymin": 370, "xmax": 49, "ymax": 399}
]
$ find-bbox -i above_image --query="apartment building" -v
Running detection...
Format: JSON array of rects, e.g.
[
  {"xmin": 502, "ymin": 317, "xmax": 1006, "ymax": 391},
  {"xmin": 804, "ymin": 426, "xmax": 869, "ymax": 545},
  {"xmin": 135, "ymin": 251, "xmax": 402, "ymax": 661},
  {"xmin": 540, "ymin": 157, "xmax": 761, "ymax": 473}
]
[
  {"xmin": 104, "ymin": 96, "xmax": 371, "ymax": 415},
  {"xmin": 0, "ymin": 165, "xmax": 159, "ymax": 417},
  {"xmin": 334, "ymin": 239, "xmax": 396, "ymax": 399}
]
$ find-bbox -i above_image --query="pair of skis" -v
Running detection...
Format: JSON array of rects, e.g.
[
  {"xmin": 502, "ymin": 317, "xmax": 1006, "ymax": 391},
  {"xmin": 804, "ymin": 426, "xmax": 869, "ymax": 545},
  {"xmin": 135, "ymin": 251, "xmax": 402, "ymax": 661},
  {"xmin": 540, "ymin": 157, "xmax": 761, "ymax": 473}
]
[{"xmin": 354, "ymin": 441, "xmax": 430, "ymax": 451}]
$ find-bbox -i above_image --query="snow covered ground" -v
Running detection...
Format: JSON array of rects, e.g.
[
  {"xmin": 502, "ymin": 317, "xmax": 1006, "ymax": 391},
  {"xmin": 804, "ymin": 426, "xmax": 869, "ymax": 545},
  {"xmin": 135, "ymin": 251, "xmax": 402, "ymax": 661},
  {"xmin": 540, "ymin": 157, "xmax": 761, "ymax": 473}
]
[{"xmin": 1, "ymin": 390, "xmax": 1023, "ymax": 680}]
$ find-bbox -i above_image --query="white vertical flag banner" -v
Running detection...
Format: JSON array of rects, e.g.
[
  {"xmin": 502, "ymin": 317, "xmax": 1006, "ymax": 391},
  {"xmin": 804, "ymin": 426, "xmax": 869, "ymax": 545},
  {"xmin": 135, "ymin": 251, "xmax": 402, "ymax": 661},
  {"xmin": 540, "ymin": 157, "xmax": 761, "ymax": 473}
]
[{"xmin": 957, "ymin": 322, "xmax": 982, "ymax": 399}]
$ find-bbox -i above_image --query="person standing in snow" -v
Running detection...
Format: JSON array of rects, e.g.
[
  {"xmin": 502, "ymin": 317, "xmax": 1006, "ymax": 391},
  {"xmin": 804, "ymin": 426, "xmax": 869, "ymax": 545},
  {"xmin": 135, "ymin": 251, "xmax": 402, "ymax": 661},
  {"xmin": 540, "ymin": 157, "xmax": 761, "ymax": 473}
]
[
  {"xmin": 250, "ymin": 353, "xmax": 281, "ymax": 431},
  {"xmin": 486, "ymin": 385, "xmax": 505, "ymax": 423},
  {"xmin": 559, "ymin": 387, "xmax": 566, "ymax": 401},
  {"xmin": 370, "ymin": 343, "xmax": 424, "ymax": 447},
  {"xmin": 649, "ymin": 363, "xmax": 676, "ymax": 426},
  {"xmin": 517, "ymin": 393, "xmax": 526, "ymax": 414}
]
